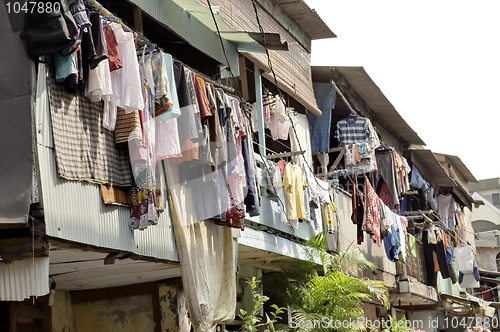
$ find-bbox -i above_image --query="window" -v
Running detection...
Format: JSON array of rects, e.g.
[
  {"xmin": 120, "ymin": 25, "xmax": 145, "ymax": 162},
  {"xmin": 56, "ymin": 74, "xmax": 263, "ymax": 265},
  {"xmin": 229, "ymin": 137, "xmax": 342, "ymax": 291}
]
[{"xmin": 492, "ymin": 193, "xmax": 500, "ymax": 207}]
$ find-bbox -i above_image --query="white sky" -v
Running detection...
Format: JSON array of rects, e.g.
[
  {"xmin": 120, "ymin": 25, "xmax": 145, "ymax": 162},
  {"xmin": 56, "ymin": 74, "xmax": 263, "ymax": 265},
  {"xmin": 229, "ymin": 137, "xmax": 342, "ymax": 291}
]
[{"xmin": 305, "ymin": 0, "xmax": 500, "ymax": 181}]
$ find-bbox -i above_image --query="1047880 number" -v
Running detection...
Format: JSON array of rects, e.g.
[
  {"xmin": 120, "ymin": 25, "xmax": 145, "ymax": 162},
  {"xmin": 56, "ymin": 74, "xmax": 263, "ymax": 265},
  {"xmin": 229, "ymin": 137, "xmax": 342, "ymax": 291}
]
[{"xmin": 5, "ymin": 1, "xmax": 61, "ymax": 14}]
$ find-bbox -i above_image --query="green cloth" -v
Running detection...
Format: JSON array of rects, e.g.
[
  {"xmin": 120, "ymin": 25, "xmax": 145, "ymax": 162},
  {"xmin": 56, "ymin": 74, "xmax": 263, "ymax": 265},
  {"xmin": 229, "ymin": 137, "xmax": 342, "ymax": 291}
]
[{"xmin": 408, "ymin": 234, "xmax": 417, "ymax": 257}]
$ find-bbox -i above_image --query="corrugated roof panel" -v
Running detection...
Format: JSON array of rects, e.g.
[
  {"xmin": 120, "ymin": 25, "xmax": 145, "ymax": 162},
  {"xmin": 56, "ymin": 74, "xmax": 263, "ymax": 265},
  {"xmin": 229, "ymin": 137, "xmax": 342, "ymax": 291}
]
[
  {"xmin": 312, "ymin": 66, "xmax": 426, "ymax": 146},
  {"xmin": 274, "ymin": 0, "xmax": 336, "ymax": 39},
  {"xmin": 0, "ymin": 257, "xmax": 49, "ymax": 301}
]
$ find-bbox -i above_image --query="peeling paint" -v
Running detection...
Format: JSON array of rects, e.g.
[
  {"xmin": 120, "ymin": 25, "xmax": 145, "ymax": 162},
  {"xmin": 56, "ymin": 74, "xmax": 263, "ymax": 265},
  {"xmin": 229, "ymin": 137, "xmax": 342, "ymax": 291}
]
[
  {"xmin": 73, "ymin": 294, "xmax": 154, "ymax": 332},
  {"xmin": 52, "ymin": 291, "xmax": 75, "ymax": 332}
]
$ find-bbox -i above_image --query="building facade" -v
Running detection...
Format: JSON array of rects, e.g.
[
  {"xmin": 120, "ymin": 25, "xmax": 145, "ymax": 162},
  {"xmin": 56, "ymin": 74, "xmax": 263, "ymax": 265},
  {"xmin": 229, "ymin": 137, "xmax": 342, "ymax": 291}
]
[{"xmin": 0, "ymin": 0, "xmax": 494, "ymax": 331}]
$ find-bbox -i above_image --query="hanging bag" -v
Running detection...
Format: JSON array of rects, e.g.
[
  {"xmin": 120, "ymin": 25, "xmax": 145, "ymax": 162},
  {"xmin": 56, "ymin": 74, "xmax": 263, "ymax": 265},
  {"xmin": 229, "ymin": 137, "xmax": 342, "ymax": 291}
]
[{"xmin": 20, "ymin": 0, "xmax": 80, "ymax": 59}]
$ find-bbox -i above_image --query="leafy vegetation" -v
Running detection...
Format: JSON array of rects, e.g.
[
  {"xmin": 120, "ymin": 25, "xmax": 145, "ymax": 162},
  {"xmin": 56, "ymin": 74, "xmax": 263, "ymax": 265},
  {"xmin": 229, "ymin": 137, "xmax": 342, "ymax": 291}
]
[{"xmin": 266, "ymin": 232, "xmax": 390, "ymax": 332}]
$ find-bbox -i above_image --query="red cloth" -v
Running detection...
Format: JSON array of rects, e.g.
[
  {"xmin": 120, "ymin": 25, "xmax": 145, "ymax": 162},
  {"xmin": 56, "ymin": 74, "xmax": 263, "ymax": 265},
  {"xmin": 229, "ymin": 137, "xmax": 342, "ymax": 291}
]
[
  {"xmin": 103, "ymin": 25, "xmax": 122, "ymax": 71},
  {"xmin": 192, "ymin": 73, "xmax": 212, "ymax": 120},
  {"xmin": 362, "ymin": 177, "xmax": 381, "ymax": 246}
]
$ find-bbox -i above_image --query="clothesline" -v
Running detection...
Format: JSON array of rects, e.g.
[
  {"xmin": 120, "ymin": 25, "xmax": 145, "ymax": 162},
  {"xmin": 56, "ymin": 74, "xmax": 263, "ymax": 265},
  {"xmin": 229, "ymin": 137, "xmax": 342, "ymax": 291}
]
[
  {"xmin": 84, "ymin": 0, "xmax": 133, "ymax": 33},
  {"xmin": 85, "ymin": 0, "xmax": 235, "ymax": 94},
  {"xmin": 265, "ymin": 150, "xmax": 305, "ymax": 160}
]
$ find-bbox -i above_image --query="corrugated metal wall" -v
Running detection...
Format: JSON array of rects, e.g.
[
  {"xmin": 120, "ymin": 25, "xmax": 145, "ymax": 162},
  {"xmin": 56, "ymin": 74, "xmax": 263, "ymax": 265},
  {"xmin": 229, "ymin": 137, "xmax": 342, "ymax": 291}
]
[
  {"xmin": 34, "ymin": 63, "xmax": 177, "ymax": 261},
  {"xmin": 0, "ymin": 257, "xmax": 50, "ymax": 301},
  {"xmin": 37, "ymin": 142, "xmax": 178, "ymax": 261}
]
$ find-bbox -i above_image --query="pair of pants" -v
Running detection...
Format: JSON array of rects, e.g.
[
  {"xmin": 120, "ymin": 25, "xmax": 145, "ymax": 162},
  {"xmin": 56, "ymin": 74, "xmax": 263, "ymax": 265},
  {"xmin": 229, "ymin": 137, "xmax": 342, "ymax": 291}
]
[{"xmin": 422, "ymin": 230, "xmax": 451, "ymax": 286}]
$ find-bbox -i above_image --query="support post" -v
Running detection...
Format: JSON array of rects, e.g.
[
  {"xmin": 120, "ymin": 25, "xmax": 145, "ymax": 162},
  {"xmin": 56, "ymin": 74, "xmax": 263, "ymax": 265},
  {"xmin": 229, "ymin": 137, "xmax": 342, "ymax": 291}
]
[{"xmin": 254, "ymin": 64, "xmax": 266, "ymax": 156}]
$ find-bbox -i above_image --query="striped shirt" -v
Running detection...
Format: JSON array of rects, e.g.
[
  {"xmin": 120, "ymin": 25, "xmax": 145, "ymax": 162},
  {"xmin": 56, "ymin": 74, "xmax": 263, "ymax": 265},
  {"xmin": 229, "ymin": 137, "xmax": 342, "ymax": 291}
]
[{"xmin": 336, "ymin": 115, "xmax": 371, "ymax": 146}]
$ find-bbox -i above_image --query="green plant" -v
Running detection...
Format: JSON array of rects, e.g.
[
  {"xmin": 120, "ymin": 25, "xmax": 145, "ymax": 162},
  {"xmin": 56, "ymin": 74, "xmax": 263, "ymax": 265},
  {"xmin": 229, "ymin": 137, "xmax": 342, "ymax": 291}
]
[
  {"xmin": 265, "ymin": 232, "xmax": 390, "ymax": 332},
  {"xmin": 238, "ymin": 276, "xmax": 286, "ymax": 332}
]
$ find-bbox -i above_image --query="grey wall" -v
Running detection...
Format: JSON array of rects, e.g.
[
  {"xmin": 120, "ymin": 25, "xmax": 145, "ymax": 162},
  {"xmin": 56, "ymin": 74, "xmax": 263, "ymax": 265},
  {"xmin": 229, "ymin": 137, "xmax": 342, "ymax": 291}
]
[{"xmin": 0, "ymin": 4, "xmax": 33, "ymax": 225}]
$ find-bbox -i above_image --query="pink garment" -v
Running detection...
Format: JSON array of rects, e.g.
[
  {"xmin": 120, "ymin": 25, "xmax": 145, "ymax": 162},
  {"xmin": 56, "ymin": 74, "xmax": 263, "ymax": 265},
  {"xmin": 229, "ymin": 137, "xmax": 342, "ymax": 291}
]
[
  {"xmin": 268, "ymin": 95, "xmax": 290, "ymax": 140},
  {"xmin": 276, "ymin": 160, "xmax": 287, "ymax": 178},
  {"xmin": 399, "ymin": 216, "xmax": 408, "ymax": 243},
  {"xmin": 362, "ymin": 177, "xmax": 382, "ymax": 246},
  {"xmin": 263, "ymin": 101, "xmax": 271, "ymax": 124}
]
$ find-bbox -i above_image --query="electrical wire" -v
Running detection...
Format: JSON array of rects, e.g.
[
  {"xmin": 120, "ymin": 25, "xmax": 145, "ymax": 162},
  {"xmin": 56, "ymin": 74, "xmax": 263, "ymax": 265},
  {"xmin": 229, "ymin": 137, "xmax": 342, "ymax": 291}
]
[
  {"xmin": 205, "ymin": 0, "xmax": 242, "ymax": 97},
  {"xmin": 248, "ymin": 0, "xmax": 331, "ymax": 197}
]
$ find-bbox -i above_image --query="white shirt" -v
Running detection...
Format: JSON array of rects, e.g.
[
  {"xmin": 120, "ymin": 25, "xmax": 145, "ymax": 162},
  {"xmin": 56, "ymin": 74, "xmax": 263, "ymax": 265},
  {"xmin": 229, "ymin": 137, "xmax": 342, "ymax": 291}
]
[{"xmin": 105, "ymin": 23, "xmax": 144, "ymax": 130}]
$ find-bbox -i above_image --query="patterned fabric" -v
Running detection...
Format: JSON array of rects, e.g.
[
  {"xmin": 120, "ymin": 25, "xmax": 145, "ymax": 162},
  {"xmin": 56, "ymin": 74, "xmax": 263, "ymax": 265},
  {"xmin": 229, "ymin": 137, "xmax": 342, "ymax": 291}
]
[
  {"xmin": 362, "ymin": 177, "xmax": 381, "ymax": 245},
  {"xmin": 130, "ymin": 187, "xmax": 158, "ymax": 230},
  {"xmin": 184, "ymin": 68, "xmax": 200, "ymax": 114},
  {"xmin": 114, "ymin": 108, "xmax": 142, "ymax": 144},
  {"xmin": 47, "ymin": 67, "xmax": 132, "ymax": 186},
  {"xmin": 151, "ymin": 51, "xmax": 173, "ymax": 117},
  {"xmin": 324, "ymin": 201, "xmax": 336, "ymax": 234}
]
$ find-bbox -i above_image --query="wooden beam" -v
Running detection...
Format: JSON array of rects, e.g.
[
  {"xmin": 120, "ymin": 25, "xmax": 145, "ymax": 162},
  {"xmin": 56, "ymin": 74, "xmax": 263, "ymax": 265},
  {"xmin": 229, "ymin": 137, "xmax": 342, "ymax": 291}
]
[
  {"xmin": 133, "ymin": 6, "xmax": 144, "ymax": 33},
  {"xmin": 238, "ymin": 55, "xmax": 249, "ymax": 101},
  {"xmin": 328, "ymin": 148, "xmax": 345, "ymax": 173}
]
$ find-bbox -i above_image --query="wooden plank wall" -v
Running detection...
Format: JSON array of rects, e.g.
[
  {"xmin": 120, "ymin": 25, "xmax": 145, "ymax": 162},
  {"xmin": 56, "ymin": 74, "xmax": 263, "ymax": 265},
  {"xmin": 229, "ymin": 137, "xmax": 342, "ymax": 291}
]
[{"xmin": 196, "ymin": 0, "xmax": 318, "ymax": 113}]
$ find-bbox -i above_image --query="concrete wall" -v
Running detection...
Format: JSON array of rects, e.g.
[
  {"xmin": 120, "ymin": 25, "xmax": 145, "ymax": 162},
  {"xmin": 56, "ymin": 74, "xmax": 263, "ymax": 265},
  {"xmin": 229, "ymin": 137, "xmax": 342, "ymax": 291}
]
[
  {"xmin": 476, "ymin": 247, "xmax": 500, "ymax": 272},
  {"xmin": 471, "ymin": 193, "xmax": 500, "ymax": 227},
  {"xmin": 52, "ymin": 291, "xmax": 75, "ymax": 332},
  {"xmin": 159, "ymin": 278, "xmax": 190, "ymax": 332},
  {"xmin": 50, "ymin": 281, "xmax": 188, "ymax": 332},
  {"xmin": 72, "ymin": 294, "xmax": 155, "ymax": 332},
  {"xmin": 331, "ymin": 191, "xmax": 397, "ymax": 285}
]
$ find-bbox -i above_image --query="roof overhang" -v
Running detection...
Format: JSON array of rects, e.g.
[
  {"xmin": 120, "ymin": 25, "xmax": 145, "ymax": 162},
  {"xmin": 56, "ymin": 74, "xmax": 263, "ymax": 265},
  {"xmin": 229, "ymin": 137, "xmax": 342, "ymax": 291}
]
[
  {"xmin": 247, "ymin": 32, "xmax": 289, "ymax": 51},
  {"xmin": 440, "ymin": 293, "xmax": 497, "ymax": 317},
  {"xmin": 409, "ymin": 149, "xmax": 474, "ymax": 209},
  {"xmin": 49, "ymin": 247, "xmax": 180, "ymax": 290},
  {"xmin": 312, "ymin": 66, "xmax": 426, "ymax": 146},
  {"xmin": 128, "ymin": 0, "xmax": 268, "ymax": 75},
  {"xmin": 391, "ymin": 278, "xmax": 438, "ymax": 308},
  {"xmin": 169, "ymin": 0, "xmax": 267, "ymax": 53},
  {"xmin": 272, "ymin": 0, "xmax": 336, "ymax": 40},
  {"xmin": 440, "ymin": 154, "xmax": 478, "ymax": 183}
]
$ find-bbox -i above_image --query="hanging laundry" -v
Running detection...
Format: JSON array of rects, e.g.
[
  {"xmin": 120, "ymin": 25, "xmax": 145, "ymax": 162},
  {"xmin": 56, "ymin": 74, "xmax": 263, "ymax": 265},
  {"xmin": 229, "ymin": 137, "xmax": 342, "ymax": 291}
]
[
  {"xmin": 455, "ymin": 245, "xmax": 480, "ymax": 288},
  {"xmin": 422, "ymin": 227, "xmax": 451, "ymax": 286},
  {"xmin": 151, "ymin": 51, "xmax": 174, "ymax": 118},
  {"xmin": 437, "ymin": 193, "xmax": 457, "ymax": 229},
  {"xmin": 289, "ymin": 112, "xmax": 313, "ymax": 166},
  {"xmin": 105, "ymin": 22, "xmax": 144, "ymax": 130},
  {"xmin": 336, "ymin": 115, "xmax": 380, "ymax": 173},
  {"xmin": 157, "ymin": 53, "xmax": 182, "ymax": 123},
  {"xmin": 310, "ymin": 82, "xmax": 335, "ymax": 153},
  {"xmin": 409, "ymin": 165, "xmax": 438, "ymax": 211},
  {"xmin": 351, "ymin": 177, "xmax": 365, "ymax": 245},
  {"xmin": 103, "ymin": 24, "xmax": 122, "ymax": 71},
  {"xmin": 268, "ymin": 94, "xmax": 291, "ymax": 140},
  {"xmin": 282, "ymin": 162, "xmax": 308, "ymax": 227},
  {"xmin": 362, "ymin": 177, "xmax": 382, "ymax": 246},
  {"xmin": 85, "ymin": 14, "xmax": 112, "ymax": 104}
]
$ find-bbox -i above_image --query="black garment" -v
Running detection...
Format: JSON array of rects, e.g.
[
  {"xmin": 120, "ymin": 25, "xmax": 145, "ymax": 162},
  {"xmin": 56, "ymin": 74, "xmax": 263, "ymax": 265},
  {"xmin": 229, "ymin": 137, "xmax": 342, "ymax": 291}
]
[
  {"xmin": 375, "ymin": 149, "xmax": 399, "ymax": 206},
  {"xmin": 89, "ymin": 12, "xmax": 108, "ymax": 69},
  {"xmin": 422, "ymin": 229, "xmax": 451, "ymax": 286},
  {"xmin": 242, "ymin": 138, "xmax": 259, "ymax": 215},
  {"xmin": 350, "ymin": 177, "xmax": 364, "ymax": 245}
]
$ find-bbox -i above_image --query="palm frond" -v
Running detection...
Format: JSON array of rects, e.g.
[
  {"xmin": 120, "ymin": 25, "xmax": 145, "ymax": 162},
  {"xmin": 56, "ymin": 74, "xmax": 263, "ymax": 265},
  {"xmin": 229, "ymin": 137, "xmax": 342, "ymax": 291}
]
[{"xmin": 335, "ymin": 247, "xmax": 378, "ymax": 275}]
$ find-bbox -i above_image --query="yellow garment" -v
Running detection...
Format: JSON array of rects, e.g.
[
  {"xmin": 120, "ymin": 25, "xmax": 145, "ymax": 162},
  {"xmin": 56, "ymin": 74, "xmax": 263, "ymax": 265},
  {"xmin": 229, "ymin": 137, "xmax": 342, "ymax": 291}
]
[
  {"xmin": 282, "ymin": 163, "xmax": 307, "ymax": 220},
  {"xmin": 323, "ymin": 201, "xmax": 336, "ymax": 234}
]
